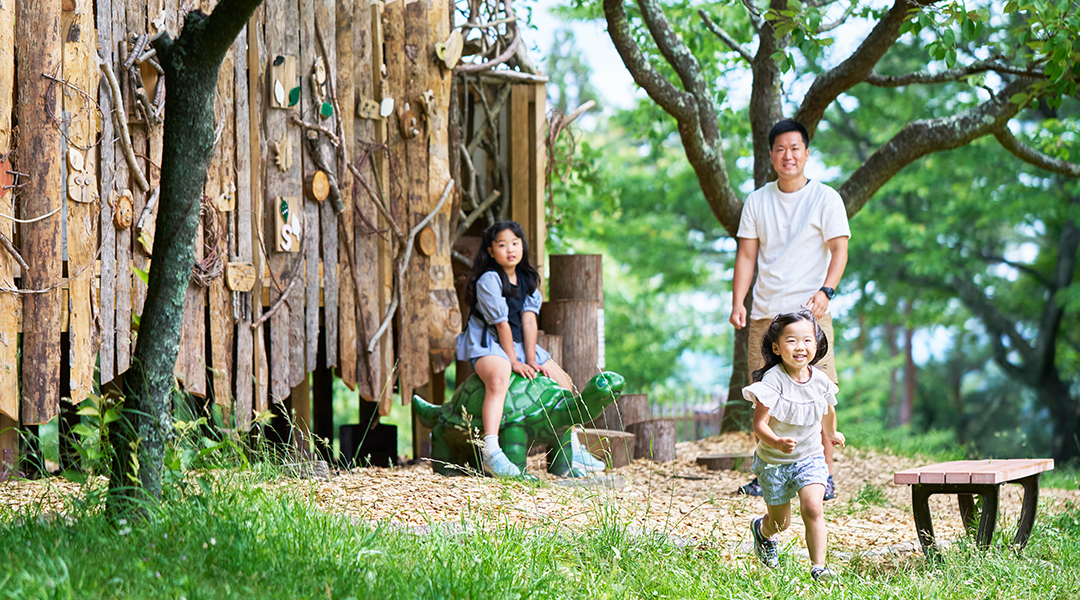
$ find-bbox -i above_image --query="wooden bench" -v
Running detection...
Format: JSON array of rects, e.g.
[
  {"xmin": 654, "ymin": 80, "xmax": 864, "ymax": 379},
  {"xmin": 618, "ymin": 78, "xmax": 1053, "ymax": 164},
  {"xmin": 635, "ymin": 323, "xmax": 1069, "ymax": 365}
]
[{"xmin": 894, "ymin": 458, "xmax": 1054, "ymax": 558}]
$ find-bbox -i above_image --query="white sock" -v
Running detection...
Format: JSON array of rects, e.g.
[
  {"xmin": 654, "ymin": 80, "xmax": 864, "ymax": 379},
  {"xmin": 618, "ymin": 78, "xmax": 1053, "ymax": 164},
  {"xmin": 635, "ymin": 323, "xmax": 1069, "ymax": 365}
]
[{"xmin": 482, "ymin": 434, "xmax": 502, "ymax": 458}]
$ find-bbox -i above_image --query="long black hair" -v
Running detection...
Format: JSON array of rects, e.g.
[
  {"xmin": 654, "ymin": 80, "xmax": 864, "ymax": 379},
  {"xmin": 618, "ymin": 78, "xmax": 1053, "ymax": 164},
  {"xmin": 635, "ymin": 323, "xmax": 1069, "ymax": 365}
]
[
  {"xmin": 463, "ymin": 221, "xmax": 540, "ymax": 308},
  {"xmin": 751, "ymin": 308, "xmax": 829, "ymax": 382}
]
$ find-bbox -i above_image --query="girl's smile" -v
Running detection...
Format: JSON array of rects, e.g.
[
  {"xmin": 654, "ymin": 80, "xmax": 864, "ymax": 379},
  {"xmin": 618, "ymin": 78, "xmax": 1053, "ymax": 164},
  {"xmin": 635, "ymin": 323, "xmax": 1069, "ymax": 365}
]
[{"xmin": 772, "ymin": 319, "xmax": 817, "ymax": 381}]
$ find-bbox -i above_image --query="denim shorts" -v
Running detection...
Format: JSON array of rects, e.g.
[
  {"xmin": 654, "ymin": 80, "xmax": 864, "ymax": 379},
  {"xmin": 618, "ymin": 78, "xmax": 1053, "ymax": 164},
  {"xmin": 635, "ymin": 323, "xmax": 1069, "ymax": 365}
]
[{"xmin": 752, "ymin": 453, "xmax": 830, "ymax": 506}]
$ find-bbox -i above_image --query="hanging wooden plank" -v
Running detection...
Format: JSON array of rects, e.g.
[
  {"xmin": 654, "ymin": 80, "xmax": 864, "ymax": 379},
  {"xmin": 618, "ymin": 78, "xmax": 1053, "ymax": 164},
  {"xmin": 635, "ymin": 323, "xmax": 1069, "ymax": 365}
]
[
  {"xmin": 62, "ymin": 4, "xmax": 101, "ymax": 405},
  {"xmin": 0, "ymin": 0, "xmax": 18, "ymax": 424},
  {"xmin": 426, "ymin": 0, "xmax": 458, "ymax": 373},
  {"xmin": 395, "ymin": 0, "xmax": 431, "ymax": 405},
  {"xmin": 334, "ymin": 0, "xmax": 357, "ymax": 389},
  {"xmin": 375, "ymin": 0, "xmax": 404, "ymax": 415},
  {"xmin": 354, "ymin": 0, "xmax": 385, "ymax": 403},
  {"xmin": 265, "ymin": 0, "xmax": 303, "ymax": 402},
  {"xmin": 17, "ymin": 0, "xmax": 63, "ymax": 424},
  {"xmin": 208, "ymin": 23, "xmax": 237, "ymax": 414},
  {"xmin": 299, "ymin": 0, "xmax": 320, "ymax": 380},
  {"xmin": 234, "ymin": 22, "xmax": 255, "ymax": 429},
  {"xmin": 317, "ymin": 0, "xmax": 339, "ymax": 373},
  {"xmin": 128, "ymin": 0, "xmax": 150, "ymax": 320},
  {"xmin": 95, "ymin": 0, "xmax": 117, "ymax": 385},
  {"xmin": 530, "ymin": 83, "xmax": 546, "ymax": 269},
  {"xmin": 248, "ymin": 8, "xmax": 269, "ymax": 414},
  {"xmin": 113, "ymin": 3, "xmax": 133, "ymax": 376}
]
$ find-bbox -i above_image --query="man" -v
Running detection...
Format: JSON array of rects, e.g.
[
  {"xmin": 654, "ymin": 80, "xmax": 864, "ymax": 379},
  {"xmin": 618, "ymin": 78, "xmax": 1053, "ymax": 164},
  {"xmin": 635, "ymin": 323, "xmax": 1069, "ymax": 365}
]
[{"xmin": 729, "ymin": 119, "xmax": 850, "ymax": 500}]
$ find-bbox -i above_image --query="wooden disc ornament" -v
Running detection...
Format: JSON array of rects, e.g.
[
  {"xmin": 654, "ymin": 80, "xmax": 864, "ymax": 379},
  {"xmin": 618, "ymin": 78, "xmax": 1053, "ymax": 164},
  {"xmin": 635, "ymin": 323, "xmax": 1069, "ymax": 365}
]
[
  {"xmin": 416, "ymin": 226, "xmax": 437, "ymax": 256},
  {"xmin": 305, "ymin": 170, "xmax": 330, "ymax": 202},
  {"xmin": 113, "ymin": 191, "xmax": 134, "ymax": 229}
]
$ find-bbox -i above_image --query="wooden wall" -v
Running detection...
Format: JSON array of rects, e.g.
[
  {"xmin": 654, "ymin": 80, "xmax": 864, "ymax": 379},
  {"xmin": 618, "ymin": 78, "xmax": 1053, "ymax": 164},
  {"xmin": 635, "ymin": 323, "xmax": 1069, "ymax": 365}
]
[{"xmin": 0, "ymin": 0, "xmax": 556, "ymax": 472}]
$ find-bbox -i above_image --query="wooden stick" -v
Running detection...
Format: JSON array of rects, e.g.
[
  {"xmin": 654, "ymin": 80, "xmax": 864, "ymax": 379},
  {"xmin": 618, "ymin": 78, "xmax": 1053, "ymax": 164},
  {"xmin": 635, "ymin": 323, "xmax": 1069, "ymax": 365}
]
[
  {"xmin": 290, "ymin": 115, "xmax": 340, "ymax": 147},
  {"xmin": 97, "ymin": 54, "xmax": 150, "ymax": 193},
  {"xmin": 454, "ymin": 189, "xmax": 499, "ymax": 241},
  {"xmin": 0, "ymin": 231, "xmax": 29, "ymax": 275},
  {"xmin": 251, "ymin": 275, "xmax": 299, "ymax": 329},
  {"xmin": 135, "ymin": 186, "xmax": 161, "ymax": 235}
]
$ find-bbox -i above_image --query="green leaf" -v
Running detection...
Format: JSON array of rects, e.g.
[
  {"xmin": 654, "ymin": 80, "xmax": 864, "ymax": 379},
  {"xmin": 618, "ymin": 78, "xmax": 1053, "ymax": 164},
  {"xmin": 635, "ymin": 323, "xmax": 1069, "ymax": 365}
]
[
  {"xmin": 132, "ymin": 265, "xmax": 149, "ymax": 286},
  {"xmin": 76, "ymin": 405, "xmax": 100, "ymax": 417},
  {"xmin": 946, "ymin": 48, "xmax": 957, "ymax": 69},
  {"xmin": 60, "ymin": 470, "xmax": 88, "ymax": 484},
  {"xmin": 71, "ymin": 423, "xmax": 96, "ymax": 438},
  {"xmin": 320, "ymin": 102, "xmax": 334, "ymax": 118},
  {"xmin": 103, "ymin": 409, "xmax": 121, "ymax": 424},
  {"xmin": 288, "ymin": 86, "xmax": 301, "ymax": 107}
]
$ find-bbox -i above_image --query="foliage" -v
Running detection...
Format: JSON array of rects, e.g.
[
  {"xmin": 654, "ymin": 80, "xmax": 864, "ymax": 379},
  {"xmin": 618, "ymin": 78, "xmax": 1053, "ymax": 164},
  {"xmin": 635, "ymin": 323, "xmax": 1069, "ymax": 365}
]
[{"xmin": 1, "ymin": 472, "xmax": 1079, "ymax": 598}]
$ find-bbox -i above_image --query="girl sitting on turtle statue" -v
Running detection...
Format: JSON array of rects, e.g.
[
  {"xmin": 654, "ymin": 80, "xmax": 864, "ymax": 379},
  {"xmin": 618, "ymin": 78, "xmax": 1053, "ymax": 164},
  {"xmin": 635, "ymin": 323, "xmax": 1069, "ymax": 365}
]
[{"xmin": 430, "ymin": 221, "xmax": 614, "ymax": 479}]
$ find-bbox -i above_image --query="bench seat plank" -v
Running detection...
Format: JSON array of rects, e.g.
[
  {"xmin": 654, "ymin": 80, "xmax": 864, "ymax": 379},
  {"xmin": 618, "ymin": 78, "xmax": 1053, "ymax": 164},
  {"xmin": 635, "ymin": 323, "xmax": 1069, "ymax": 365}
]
[
  {"xmin": 969, "ymin": 458, "xmax": 1054, "ymax": 484},
  {"xmin": 894, "ymin": 460, "xmax": 983, "ymax": 484}
]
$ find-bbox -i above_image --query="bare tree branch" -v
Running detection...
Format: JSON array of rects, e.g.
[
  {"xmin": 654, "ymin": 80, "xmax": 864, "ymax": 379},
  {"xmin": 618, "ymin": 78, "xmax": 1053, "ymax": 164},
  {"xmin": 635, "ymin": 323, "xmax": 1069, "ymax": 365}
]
[
  {"xmin": 975, "ymin": 252, "xmax": 1053, "ymax": 288},
  {"xmin": 994, "ymin": 126, "xmax": 1080, "ymax": 178},
  {"xmin": 740, "ymin": 0, "xmax": 764, "ymax": 29},
  {"xmin": 865, "ymin": 60, "xmax": 1043, "ymax": 87},
  {"xmin": 602, "ymin": 0, "xmax": 694, "ymax": 119},
  {"xmin": 698, "ymin": 10, "xmax": 753, "ymax": 64},
  {"xmin": 638, "ymin": 0, "xmax": 718, "ymax": 144},
  {"xmin": 794, "ymin": 0, "xmax": 945, "ymax": 139},
  {"xmin": 838, "ymin": 78, "xmax": 1034, "ymax": 215},
  {"xmin": 816, "ymin": 0, "xmax": 857, "ymax": 34}
]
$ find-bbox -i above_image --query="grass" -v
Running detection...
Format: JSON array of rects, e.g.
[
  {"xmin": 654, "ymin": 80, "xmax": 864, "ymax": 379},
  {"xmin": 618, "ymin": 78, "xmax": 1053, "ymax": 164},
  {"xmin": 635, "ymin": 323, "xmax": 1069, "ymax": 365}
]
[{"xmin": 1, "ymin": 471, "xmax": 1079, "ymax": 599}]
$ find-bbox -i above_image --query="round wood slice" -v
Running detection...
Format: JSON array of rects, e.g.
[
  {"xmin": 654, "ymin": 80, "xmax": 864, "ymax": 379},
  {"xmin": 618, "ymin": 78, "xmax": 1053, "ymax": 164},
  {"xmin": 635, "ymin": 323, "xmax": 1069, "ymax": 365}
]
[
  {"xmin": 627, "ymin": 419, "xmax": 677, "ymax": 462},
  {"xmin": 579, "ymin": 428, "xmax": 637, "ymax": 469},
  {"xmin": 417, "ymin": 226, "xmax": 437, "ymax": 256},
  {"xmin": 305, "ymin": 170, "xmax": 330, "ymax": 202}
]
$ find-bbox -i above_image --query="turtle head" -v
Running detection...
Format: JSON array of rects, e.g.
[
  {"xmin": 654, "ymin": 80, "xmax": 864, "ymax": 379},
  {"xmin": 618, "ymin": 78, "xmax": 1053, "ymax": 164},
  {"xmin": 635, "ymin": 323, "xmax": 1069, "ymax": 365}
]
[{"xmin": 574, "ymin": 371, "xmax": 625, "ymax": 423}]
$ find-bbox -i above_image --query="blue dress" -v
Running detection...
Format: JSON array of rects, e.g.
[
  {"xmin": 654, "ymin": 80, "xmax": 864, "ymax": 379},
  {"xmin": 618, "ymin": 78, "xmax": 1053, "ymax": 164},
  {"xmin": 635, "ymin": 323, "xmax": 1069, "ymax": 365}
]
[{"xmin": 456, "ymin": 271, "xmax": 551, "ymax": 366}]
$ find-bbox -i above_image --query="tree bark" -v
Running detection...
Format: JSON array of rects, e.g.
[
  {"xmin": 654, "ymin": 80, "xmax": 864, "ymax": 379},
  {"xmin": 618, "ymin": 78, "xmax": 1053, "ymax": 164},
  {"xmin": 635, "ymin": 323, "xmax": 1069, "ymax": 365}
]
[{"xmin": 109, "ymin": 0, "xmax": 266, "ymax": 512}]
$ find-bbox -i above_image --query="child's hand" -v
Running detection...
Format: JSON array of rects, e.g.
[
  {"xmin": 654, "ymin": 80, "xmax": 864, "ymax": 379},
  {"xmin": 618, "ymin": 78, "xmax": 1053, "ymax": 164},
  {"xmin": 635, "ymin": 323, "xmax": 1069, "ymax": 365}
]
[
  {"xmin": 531, "ymin": 361, "xmax": 552, "ymax": 380},
  {"xmin": 828, "ymin": 432, "xmax": 846, "ymax": 448},
  {"xmin": 772, "ymin": 437, "xmax": 797, "ymax": 454},
  {"xmin": 512, "ymin": 361, "xmax": 536, "ymax": 379}
]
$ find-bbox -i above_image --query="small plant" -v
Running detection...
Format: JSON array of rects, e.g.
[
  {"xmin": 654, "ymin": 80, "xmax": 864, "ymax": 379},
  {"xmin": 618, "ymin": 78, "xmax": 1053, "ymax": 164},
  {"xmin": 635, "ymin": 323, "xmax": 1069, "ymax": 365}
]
[{"xmin": 853, "ymin": 482, "xmax": 888, "ymax": 507}]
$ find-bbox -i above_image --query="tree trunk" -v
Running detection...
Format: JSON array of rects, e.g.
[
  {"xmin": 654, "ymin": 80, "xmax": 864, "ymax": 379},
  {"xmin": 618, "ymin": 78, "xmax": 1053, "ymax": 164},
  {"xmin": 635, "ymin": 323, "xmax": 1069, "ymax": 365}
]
[
  {"xmin": 108, "ymin": 0, "xmax": 265, "ymax": 512},
  {"xmin": 900, "ymin": 322, "xmax": 916, "ymax": 426},
  {"xmin": 721, "ymin": 290, "xmax": 753, "ymax": 432},
  {"xmin": 885, "ymin": 320, "xmax": 900, "ymax": 427}
]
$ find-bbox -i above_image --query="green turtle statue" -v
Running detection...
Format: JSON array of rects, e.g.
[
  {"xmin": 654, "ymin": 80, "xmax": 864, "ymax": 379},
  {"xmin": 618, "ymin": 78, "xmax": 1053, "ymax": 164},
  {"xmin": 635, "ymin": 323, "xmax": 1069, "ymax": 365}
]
[{"xmin": 413, "ymin": 371, "xmax": 625, "ymax": 479}]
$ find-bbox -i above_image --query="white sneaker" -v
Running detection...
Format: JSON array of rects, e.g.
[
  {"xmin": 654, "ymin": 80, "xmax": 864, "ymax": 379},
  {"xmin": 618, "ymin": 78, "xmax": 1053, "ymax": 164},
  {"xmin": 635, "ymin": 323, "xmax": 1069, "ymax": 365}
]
[
  {"xmin": 569, "ymin": 429, "xmax": 606, "ymax": 472},
  {"xmin": 481, "ymin": 450, "xmax": 522, "ymax": 478}
]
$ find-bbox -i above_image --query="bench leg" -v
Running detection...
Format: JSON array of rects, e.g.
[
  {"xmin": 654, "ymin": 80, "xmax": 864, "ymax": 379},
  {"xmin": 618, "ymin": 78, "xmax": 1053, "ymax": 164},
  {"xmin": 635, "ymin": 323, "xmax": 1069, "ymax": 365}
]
[
  {"xmin": 958, "ymin": 493, "xmax": 978, "ymax": 537},
  {"xmin": 1012, "ymin": 474, "xmax": 1041, "ymax": 550},
  {"xmin": 912, "ymin": 484, "xmax": 937, "ymax": 559},
  {"xmin": 975, "ymin": 488, "xmax": 999, "ymax": 550}
]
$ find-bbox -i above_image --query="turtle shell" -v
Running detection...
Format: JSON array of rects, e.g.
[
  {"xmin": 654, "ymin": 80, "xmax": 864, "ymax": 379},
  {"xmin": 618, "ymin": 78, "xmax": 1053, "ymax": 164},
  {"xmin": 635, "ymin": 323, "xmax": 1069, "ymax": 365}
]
[{"xmin": 444, "ymin": 372, "xmax": 571, "ymax": 429}]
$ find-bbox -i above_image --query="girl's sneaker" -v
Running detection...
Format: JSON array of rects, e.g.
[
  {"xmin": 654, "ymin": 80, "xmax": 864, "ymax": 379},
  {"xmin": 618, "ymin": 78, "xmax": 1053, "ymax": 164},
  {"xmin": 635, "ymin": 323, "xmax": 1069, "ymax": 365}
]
[
  {"xmin": 749, "ymin": 517, "xmax": 779, "ymax": 569},
  {"xmin": 481, "ymin": 450, "xmax": 523, "ymax": 478},
  {"xmin": 569, "ymin": 429, "xmax": 606, "ymax": 472},
  {"xmin": 810, "ymin": 565, "xmax": 835, "ymax": 582},
  {"xmin": 739, "ymin": 477, "xmax": 764, "ymax": 497},
  {"xmin": 823, "ymin": 475, "xmax": 835, "ymax": 501}
]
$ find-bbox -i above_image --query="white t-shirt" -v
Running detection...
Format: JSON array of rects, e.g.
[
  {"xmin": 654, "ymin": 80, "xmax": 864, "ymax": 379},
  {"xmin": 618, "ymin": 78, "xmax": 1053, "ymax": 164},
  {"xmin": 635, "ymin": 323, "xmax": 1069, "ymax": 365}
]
[
  {"xmin": 743, "ymin": 365, "xmax": 838, "ymax": 464},
  {"xmin": 737, "ymin": 180, "xmax": 850, "ymax": 320}
]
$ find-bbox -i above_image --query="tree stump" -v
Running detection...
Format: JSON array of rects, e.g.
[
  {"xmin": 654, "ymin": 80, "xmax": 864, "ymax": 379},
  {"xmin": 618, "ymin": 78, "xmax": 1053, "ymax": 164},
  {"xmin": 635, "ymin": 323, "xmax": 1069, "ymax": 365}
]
[
  {"xmin": 548, "ymin": 254, "xmax": 603, "ymax": 303},
  {"xmin": 578, "ymin": 428, "xmax": 636, "ymax": 468},
  {"xmin": 696, "ymin": 452, "xmax": 754, "ymax": 472},
  {"xmin": 589, "ymin": 392, "xmax": 650, "ymax": 431},
  {"xmin": 627, "ymin": 419, "xmax": 677, "ymax": 462},
  {"xmin": 540, "ymin": 299, "xmax": 599, "ymax": 392}
]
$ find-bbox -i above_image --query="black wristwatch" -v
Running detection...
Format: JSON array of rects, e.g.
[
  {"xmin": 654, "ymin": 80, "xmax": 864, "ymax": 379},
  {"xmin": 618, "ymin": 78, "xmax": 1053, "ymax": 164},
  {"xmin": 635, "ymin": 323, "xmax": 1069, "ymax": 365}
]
[{"xmin": 819, "ymin": 286, "xmax": 836, "ymax": 300}]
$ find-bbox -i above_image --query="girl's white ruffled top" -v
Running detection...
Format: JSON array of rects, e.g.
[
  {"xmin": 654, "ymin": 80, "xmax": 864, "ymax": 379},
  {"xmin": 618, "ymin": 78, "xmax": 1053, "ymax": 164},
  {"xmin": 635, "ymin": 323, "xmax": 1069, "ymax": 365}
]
[{"xmin": 743, "ymin": 364, "xmax": 838, "ymax": 464}]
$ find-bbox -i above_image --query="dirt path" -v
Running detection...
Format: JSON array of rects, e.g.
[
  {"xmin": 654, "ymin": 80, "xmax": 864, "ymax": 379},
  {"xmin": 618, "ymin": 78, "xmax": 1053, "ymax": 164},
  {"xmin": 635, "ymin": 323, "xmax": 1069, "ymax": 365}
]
[{"xmin": 4, "ymin": 433, "xmax": 1076, "ymax": 560}]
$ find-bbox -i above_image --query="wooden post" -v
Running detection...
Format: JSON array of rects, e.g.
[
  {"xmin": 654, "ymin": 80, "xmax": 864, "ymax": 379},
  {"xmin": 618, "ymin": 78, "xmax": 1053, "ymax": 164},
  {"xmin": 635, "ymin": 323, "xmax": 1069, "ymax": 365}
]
[
  {"xmin": 536, "ymin": 331, "xmax": 562, "ymax": 367},
  {"xmin": 539, "ymin": 299, "xmax": 599, "ymax": 393},
  {"xmin": 300, "ymin": 0, "xmax": 321, "ymax": 382},
  {"xmin": 372, "ymin": 0, "xmax": 396, "ymax": 414},
  {"xmin": 234, "ymin": 19, "xmax": 256, "ymax": 430},
  {"xmin": 628, "ymin": 418, "xmax": 677, "ymax": 462},
  {"xmin": 548, "ymin": 254, "xmax": 603, "ymax": 304},
  {"xmin": 290, "ymin": 375, "xmax": 312, "ymax": 456},
  {"xmin": 17, "ymin": 0, "xmax": 63, "ymax": 424}
]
